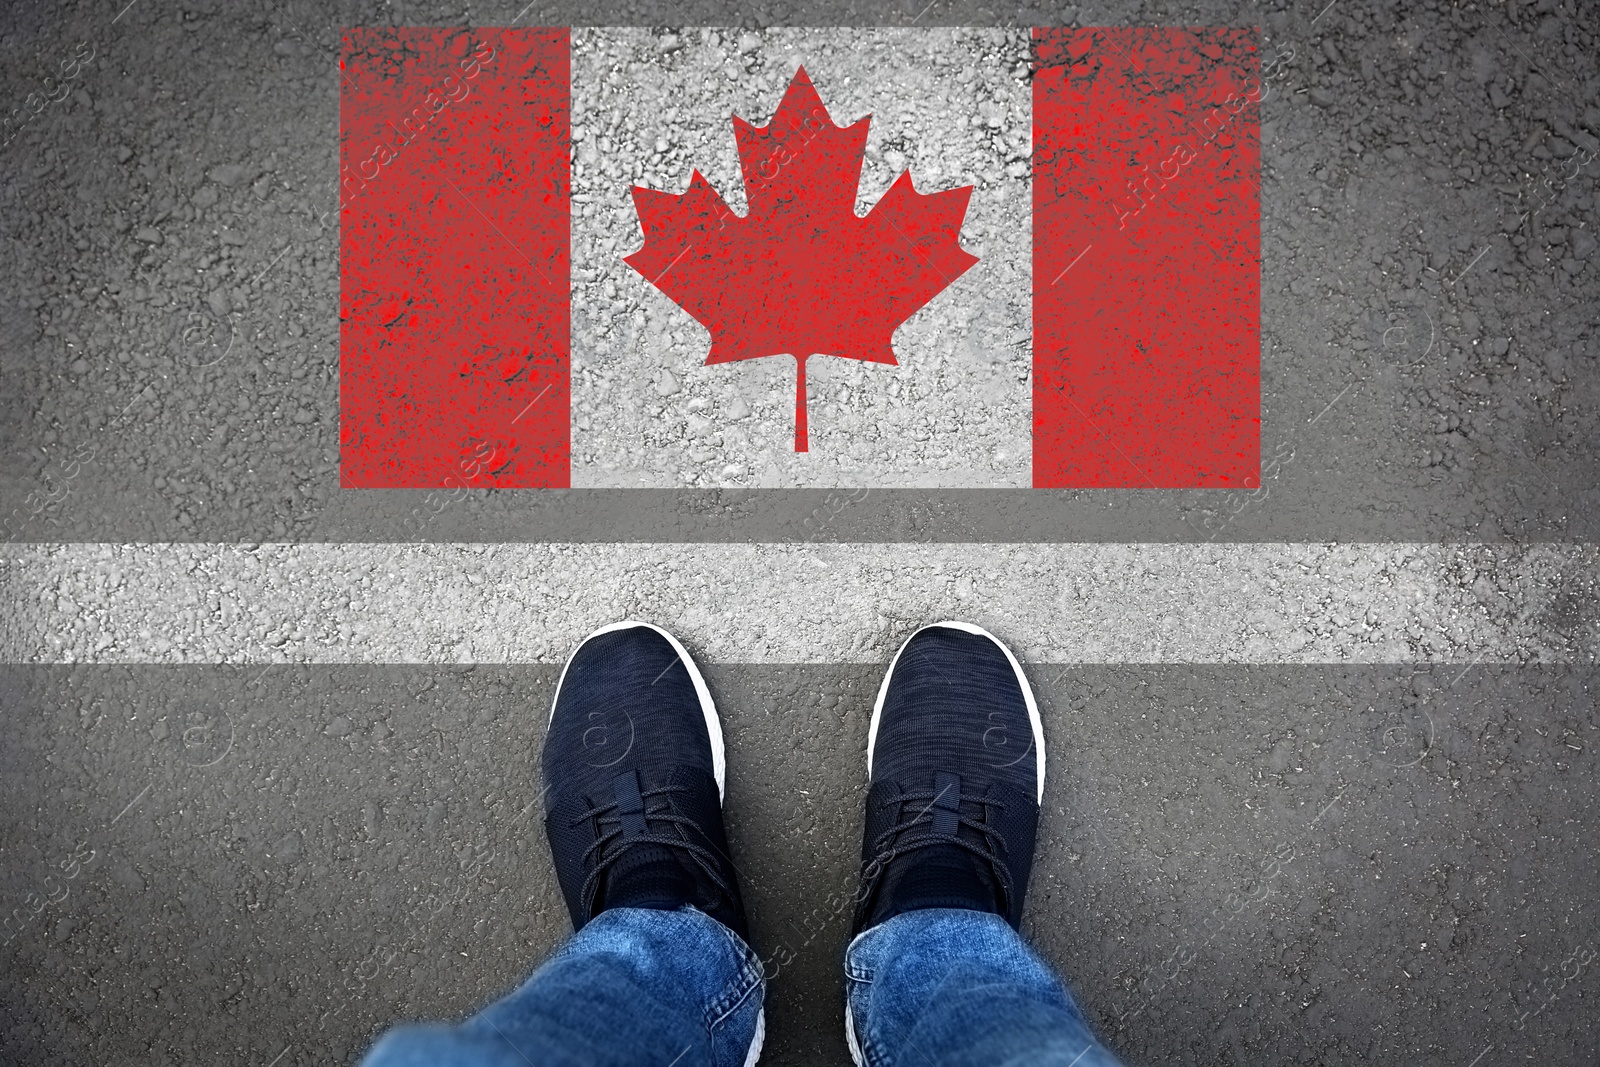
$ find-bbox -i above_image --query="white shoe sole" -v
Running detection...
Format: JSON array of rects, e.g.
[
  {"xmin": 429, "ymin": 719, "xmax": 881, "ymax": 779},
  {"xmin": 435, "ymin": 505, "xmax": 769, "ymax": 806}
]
[
  {"xmin": 549, "ymin": 620, "xmax": 727, "ymax": 799},
  {"xmin": 845, "ymin": 997, "xmax": 865, "ymax": 1066},
  {"xmin": 865, "ymin": 620, "xmax": 1046, "ymax": 803},
  {"xmin": 743, "ymin": 1006, "xmax": 766, "ymax": 1066}
]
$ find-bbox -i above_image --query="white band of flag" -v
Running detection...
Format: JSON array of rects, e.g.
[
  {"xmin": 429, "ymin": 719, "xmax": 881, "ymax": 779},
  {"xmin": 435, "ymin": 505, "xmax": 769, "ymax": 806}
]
[{"xmin": 4, "ymin": 543, "xmax": 1591, "ymax": 664}]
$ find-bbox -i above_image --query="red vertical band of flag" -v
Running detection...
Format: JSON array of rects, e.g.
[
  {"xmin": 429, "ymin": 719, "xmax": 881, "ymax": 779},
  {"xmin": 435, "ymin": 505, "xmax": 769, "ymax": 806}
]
[
  {"xmin": 340, "ymin": 28, "xmax": 570, "ymax": 488},
  {"xmin": 1033, "ymin": 28, "xmax": 1260, "ymax": 488}
]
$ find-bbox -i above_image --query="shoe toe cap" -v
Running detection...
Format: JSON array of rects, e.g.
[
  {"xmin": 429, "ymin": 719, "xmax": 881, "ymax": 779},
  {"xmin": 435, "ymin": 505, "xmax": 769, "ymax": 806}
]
[
  {"xmin": 546, "ymin": 624, "xmax": 717, "ymax": 791},
  {"xmin": 871, "ymin": 623, "xmax": 1041, "ymax": 800}
]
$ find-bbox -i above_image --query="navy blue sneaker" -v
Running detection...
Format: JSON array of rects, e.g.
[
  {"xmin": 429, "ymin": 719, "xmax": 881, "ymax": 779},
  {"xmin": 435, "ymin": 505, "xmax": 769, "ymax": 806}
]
[
  {"xmin": 850, "ymin": 621, "xmax": 1046, "ymax": 936},
  {"xmin": 542, "ymin": 622, "xmax": 751, "ymax": 943}
]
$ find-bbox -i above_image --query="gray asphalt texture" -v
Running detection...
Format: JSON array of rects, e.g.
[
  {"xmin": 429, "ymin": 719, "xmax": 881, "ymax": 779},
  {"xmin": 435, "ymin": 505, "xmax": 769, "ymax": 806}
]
[
  {"xmin": 8, "ymin": 542, "xmax": 1598, "ymax": 665},
  {"xmin": 3, "ymin": 0, "xmax": 1599, "ymax": 1064},
  {"xmin": 3, "ymin": 664, "xmax": 1597, "ymax": 1065}
]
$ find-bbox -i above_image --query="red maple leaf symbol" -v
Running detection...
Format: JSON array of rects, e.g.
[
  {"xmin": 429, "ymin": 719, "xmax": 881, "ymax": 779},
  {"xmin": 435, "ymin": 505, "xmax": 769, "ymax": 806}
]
[{"xmin": 623, "ymin": 66, "xmax": 980, "ymax": 451}]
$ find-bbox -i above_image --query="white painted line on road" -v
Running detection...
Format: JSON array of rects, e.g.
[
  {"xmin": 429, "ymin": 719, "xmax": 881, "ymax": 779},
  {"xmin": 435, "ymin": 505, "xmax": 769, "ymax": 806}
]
[{"xmin": 1, "ymin": 542, "xmax": 1591, "ymax": 665}]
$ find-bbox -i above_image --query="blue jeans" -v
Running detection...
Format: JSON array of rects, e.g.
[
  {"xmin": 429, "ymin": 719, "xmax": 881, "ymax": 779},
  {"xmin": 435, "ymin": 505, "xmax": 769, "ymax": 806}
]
[{"xmin": 361, "ymin": 906, "xmax": 1122, "ymax": 1067}]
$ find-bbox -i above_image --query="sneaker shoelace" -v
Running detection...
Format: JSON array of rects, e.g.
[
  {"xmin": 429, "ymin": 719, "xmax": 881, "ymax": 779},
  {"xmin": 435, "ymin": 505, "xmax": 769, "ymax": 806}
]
[
  {"xmin": 572, "ymin": 783, "xmax": 735, "ymax": 916},
  {"xmin": 863, "ymin": 785, "xmax": 1015, "ymax": 918}
]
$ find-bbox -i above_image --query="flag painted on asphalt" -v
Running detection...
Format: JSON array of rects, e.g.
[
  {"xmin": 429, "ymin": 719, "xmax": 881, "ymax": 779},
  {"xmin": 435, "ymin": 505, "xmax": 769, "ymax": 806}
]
[
  {"xmin": 339, "ymin": 27, "xmax": 571, "ymax": 488},
  {"xmin": 339, "ymin": 27, "xmax": 1259, "ymax": 490},
  {"xmin": 1034, "ymin": 28, "xmax": 1260, "ymax": 488}
]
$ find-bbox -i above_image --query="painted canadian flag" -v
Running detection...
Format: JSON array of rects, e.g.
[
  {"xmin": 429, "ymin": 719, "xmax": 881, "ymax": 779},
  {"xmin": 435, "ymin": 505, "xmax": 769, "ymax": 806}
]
[{"xmin": 338, "ymin": 27, "xmax": 1260, "ymax": 489}]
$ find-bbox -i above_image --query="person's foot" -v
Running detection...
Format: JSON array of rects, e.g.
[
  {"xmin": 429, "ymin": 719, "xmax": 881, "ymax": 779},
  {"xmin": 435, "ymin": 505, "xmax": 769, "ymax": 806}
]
[
  {"xmin": 543, "ymin": 621, "xmax": 750, "ymax": 941},
  {"xmin": 851, "ymin": 621, "xmax": 1045, "ymax": 935}
]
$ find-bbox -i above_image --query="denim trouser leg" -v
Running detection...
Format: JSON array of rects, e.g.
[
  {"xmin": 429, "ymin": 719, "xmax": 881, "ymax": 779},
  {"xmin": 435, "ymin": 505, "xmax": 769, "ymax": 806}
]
[
  {"xmin": 361, "ymin": 906, "xmax": 764, "ymax": 1067},
  {"xmin": 845, "ymin": 908, "xmax": 1125, "ymax": 1067}
]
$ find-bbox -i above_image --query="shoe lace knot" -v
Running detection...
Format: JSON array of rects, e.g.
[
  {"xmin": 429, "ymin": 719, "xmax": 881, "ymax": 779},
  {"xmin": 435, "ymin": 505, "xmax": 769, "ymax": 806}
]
[
  {"xmin": 571, "ymin": 772, "xmax": 734, "ymax": 916},
  {"xmin": 863, "ymin": 773, "xmax": 1015, "ymax": 918}
]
